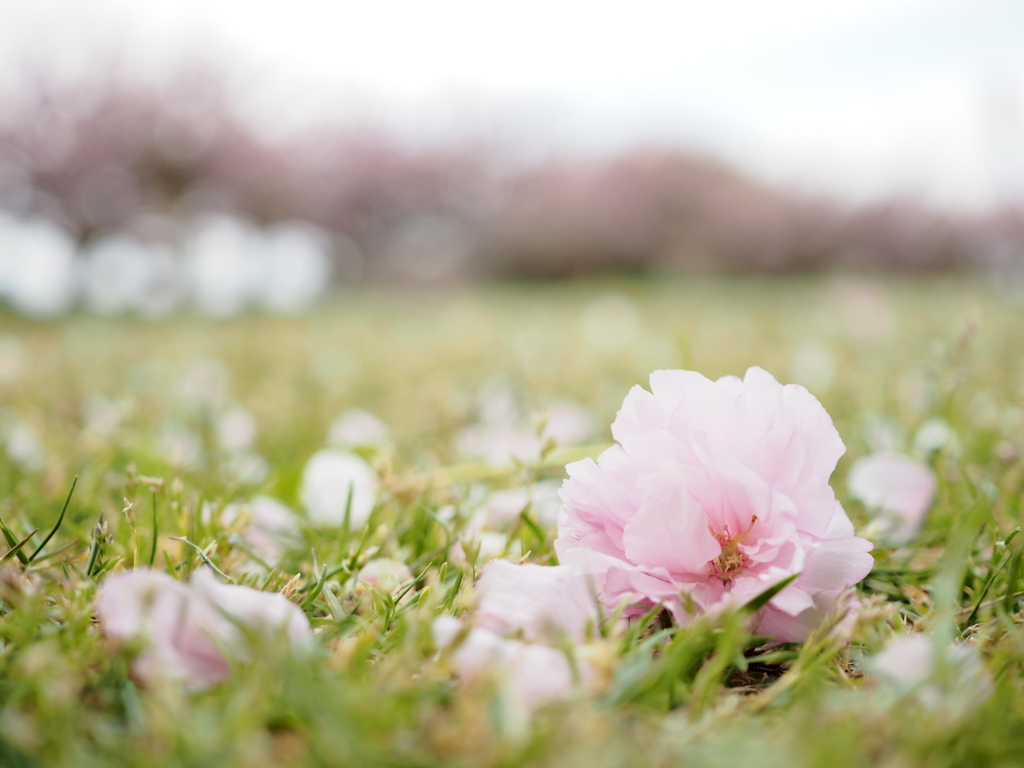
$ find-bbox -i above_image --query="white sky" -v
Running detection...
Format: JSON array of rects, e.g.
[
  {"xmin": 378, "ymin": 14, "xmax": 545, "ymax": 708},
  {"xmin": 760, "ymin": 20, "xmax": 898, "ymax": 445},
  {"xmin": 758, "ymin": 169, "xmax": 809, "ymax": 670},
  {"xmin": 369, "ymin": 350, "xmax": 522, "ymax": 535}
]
[{"xmin": 3, "ymin": 0, "xmax": 1024, "ymax": 210}]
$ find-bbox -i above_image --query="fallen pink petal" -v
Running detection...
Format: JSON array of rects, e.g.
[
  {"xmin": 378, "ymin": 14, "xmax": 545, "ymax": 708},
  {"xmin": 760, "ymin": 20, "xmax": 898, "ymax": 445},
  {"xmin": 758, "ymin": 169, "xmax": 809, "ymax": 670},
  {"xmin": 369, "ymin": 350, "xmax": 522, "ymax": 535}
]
[
  {"xmin": 433, "ymin": 616, "xmax": 594, "ymax": 709},
  {"xmin": 300, "ymin": 449, "xmax": 379, "ymax": 527},
  {"xmin": 95, "ymin": 567, "xmax": 313, "ymax": 689},
  {"xmin": 848, "ymin": 450, "xmax": 937, "ymax": 543},
  {"xmin": 474, "ymin": 559, "xmax": 601, "ymax": 643},
  {"xmin": 357, "ymin": 558, "xmax": 414, "ymax": 594}
]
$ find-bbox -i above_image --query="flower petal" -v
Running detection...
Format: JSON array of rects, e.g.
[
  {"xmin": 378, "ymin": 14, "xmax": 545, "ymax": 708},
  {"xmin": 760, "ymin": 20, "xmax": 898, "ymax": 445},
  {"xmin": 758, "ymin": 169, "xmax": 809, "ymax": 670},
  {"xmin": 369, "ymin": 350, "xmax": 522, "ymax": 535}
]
[{"xmin": 622, "ymin": 484, "xmax": 719, "ymax": 577}]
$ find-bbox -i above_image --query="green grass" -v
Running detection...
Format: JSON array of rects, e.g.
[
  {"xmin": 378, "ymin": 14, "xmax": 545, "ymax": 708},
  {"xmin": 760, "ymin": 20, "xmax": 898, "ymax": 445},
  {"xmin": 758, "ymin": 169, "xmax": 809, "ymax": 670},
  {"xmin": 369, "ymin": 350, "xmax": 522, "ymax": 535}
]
[{"xmin": 1, "ymin": 274, "xmax": 1023, "ymax": 767}]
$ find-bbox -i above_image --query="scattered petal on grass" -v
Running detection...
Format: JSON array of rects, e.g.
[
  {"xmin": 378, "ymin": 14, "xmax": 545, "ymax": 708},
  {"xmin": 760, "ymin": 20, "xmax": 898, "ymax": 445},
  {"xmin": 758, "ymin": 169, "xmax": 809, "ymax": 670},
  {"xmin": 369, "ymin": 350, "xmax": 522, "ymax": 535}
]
[
  {"xmin": 432, "ymin": 560, "xmax": 606, "ymax": 708},
  {"xmin": 81, "ymin": 395, "xmax": 129, "ymax": 438},
  {"xmin": 470, "ymin": 480, "xmax": 563, "ymax": 531},
  {"xmin": 300, "ymin": 450, "xmax": 378, "ymax": 527},
  {"xmin": 328, "ymin": 409, "xmax": 391, "ymax": 448},
  {"xmin": 219, "ymin": 496, "xmax": 302, "ymax": 562},
  {"xmin": 456, "ymin": 423, "xmax": 542, "ymax": 464},
  {"xmin": 557, "ymin": 367, "xmax": 874, "ymax": 642},
  {"xmin": 543, "ymin": 401, "xmax": 597, "ymax": 446},
  {"xmin": 848, "ymin": 451, "xmax": 936, "ymax": 544},
  {"xmin": 913, "ymin": 418, "xmax": 952, "ymax": 455},
  {"xmin": 95, "ymin": 567, "xmax": 313, "ymax": 689},
  {"xmin": 868, "ymin": 634, "xmax": 992, "ymax": 713},
  {"xmin": 863, "ymin": 415, "xmax": 901, "ymax": 452},
  {"xmin": 216, "ymin": 405, "xmax": 258, "ymax": 453},
  {"xmin": 175, "ymin": 357, "xmax": 230, "ymax": 412},
  {"xmin": 433, "ymin": 617, "xmax": 592, "ymax": 709},
  {"xmin": 474, "ymin": 559, "xmax": 601, "ymax": 643},
  {"xmin": 867, "ymin": 634, "xmax": 934, "ymax": 689},
  {"xmin": 356, "ymin": 558, "xmax": 414, "ymax": 594},
  {"xmin": 3, "ymin": 419, "xmax": 45, "ymax": 472},
  {"xmin": 157, "ymin": 420, "xmax": 204, "ymax": 469},
  {"xmin": 458, "ymin": 381, "xmax": 596, "ymax": 462},
  {"xmin": 223, "ymin": 452, "xmax": 270, "ymax": 485}
]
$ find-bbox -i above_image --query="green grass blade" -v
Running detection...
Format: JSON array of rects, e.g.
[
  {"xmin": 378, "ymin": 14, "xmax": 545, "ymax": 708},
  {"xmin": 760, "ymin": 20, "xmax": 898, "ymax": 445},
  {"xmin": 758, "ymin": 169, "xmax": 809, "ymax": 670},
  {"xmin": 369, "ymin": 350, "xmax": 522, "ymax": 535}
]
[
  {"xmin": 29, "ymin": 474, "xmax": 77, "ymax": 563},
  {"xmin": 148, "ymin": 491, "xmax": 158, "ymax": 567},
  {"xmin": 85, "ymin": 513, "xmax": 107, "ymax": 578},
  {"xmin": 1, "ymin": 529, "xmax": 39, "ymax": 564},
  {"xmin": 0, "ymin": 517, "xmax": 30, "ymax": 565},
  {"xmin": 169, "ymin": 537, "xmax": 233, "ymax": 582},
  {"xmin": 742, "ymin": 573, "xmax": 801, "ymax": 614}
]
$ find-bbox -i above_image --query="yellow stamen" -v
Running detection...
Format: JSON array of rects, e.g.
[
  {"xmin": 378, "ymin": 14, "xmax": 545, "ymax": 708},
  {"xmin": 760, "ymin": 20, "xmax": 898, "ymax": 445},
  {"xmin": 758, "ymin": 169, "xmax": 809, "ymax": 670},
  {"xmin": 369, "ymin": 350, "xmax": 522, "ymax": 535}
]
[{"xmin": 707, "ymin": 515, "xmax": 757, "ymax": 583}]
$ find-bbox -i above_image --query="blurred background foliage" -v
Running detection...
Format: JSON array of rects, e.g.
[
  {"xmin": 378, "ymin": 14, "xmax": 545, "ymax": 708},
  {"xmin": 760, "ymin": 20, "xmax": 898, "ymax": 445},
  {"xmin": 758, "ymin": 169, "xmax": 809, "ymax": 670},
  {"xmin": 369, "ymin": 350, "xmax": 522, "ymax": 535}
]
[
  {"xmin": 2, "ymin": 1, "xmax": 1024, "ymax": 315},
  {"xmin": 1, "ymin": 64, "xmax": 1024, "ymax": 323},
  {"xmin": 3, "ymin": 68, "xmax": 1024, "ymax": 284}
]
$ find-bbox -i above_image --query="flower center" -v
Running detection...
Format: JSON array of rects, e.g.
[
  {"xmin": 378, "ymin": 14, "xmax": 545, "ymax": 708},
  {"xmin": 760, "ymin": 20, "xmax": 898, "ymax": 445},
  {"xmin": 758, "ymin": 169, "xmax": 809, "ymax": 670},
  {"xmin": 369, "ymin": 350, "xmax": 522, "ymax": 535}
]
[{"xmin": 707, "ymin": 515, "xmax": 757, "ymax": 583}]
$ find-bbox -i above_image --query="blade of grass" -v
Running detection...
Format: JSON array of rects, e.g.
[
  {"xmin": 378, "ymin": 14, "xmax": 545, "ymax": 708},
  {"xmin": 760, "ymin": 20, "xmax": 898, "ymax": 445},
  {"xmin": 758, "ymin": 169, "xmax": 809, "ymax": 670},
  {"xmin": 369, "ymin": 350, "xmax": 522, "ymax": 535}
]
[
  {"xmin": 169, "ymin": 537, "xmax": 233, "ymax": 582},
  {"xmin": 123, "ymin": 498, "xmax": 140, "ymax": 568},
  {"xmin": 689, "ymin": 611, "xmax": 750, "ymax": 715},
  {"xmin": 148, "ymin": 491, "xmax": 159, "ymax": 567},
  {"xmin": 933, "ymin": 494, "xmax": 991, "ymax": 638},
  {"xmin": 301, "ymin": 552, "xmax": 329, "ymax": 610},
  {"xmin": 162, "ymin": 550, "xmax": 181, "ymax": 579},
  {"xmin": 85, "ymin": 513, "xmax": 108, "ymax": 578},
  {"xmin": 346, "ymin": 513, "xmax": 378, "ymax": 572},
  {"xmin": 341, "ymin": 482, "xmax": 355, "ymax": 543},
  {"xmin": 964, "ymin": 545, "xmax": 1015, "ymax": 628},
  {"xmin": 1, "ymin": 528, "xmax": 39, "ymax": 564},
  {"xmin": 441, "ymin": 569, "xmax": 464, "ymax": 611},
  {"xmin": 0, "ymin": 516, "xmax": 29, "ymax": 565},
  {"xmin": 28, "ymin": 540, "xmax": 81, "ymax": 566},
  {"xmin": 29, "ymin": 474, "xmax": 77, "ymax": 563},
  {"xmin": 1004, "ymin": 545, "xmax": 1024, "ymax": 615},
  {"xmin": 516, "ymin": 508, "xmax": 546, "ymax": 546},
  {"xmin": 742, "ymin": 573, "xmax": 801, "ymax": 614}
]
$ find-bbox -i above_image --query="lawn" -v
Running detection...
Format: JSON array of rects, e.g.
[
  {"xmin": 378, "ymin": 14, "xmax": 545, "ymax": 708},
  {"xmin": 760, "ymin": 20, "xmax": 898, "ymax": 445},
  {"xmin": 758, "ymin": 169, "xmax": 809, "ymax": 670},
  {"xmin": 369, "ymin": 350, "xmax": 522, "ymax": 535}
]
[{"xmin": 0, "ymin": 274, "xmax": 1022, "ymax": 767}]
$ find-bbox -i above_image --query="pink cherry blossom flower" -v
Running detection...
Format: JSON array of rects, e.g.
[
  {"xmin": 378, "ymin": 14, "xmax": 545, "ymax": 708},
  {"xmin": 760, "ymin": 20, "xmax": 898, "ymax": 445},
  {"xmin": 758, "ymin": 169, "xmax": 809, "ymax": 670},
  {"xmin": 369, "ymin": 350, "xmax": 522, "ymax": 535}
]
[
  {"xmin": 95, "ymin": 567, "xmax": 312, "ymax": 689},
  {"xmin": 557, "ymin": 367, "xmax": 874, "ymax": 642},
  {"xmin": 847, "ymin": 450, "xmax": 936, "ymax": 544}
]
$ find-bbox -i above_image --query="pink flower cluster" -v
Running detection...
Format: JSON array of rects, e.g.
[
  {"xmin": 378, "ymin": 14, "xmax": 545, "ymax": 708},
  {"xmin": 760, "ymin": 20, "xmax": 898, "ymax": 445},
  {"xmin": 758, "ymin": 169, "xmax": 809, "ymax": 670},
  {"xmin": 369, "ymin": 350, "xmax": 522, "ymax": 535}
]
[{"xmin": 556, "ymin": 367, "xmax": 874, "ymax": 642}]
